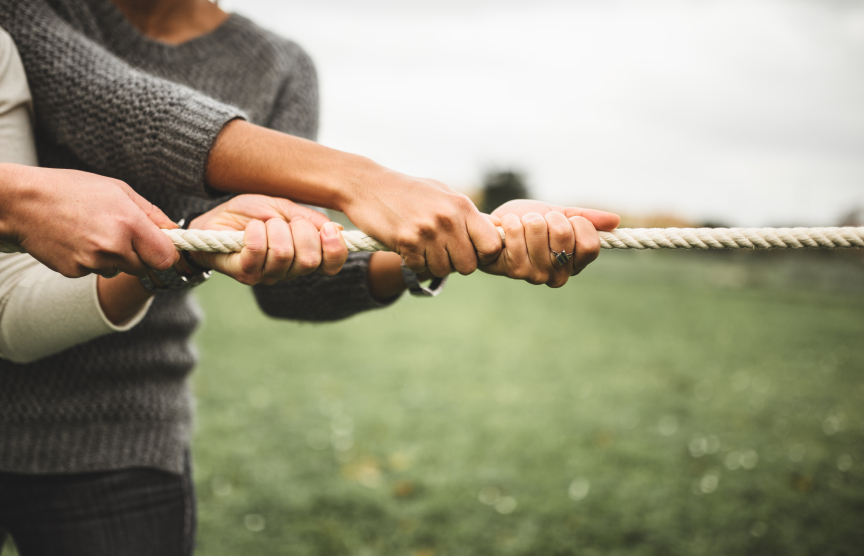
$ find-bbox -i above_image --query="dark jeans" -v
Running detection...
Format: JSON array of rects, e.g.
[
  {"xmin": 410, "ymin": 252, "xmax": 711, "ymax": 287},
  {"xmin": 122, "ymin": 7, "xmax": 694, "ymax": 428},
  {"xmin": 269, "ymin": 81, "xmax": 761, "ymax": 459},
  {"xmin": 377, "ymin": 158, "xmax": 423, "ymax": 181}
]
[{"xmin": 0, "ymin": 454, "xmax": 196, "ymax": 556}]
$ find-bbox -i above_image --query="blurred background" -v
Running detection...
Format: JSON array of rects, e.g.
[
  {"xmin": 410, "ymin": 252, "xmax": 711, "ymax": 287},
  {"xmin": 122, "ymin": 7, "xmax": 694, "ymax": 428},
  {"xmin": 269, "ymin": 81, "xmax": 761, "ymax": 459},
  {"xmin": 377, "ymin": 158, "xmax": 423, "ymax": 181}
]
[
  {"xmin": 7, "ymin": 1, "xmax": 860, "ymax": 555},
  {"xmin": 196, "ymin": 1, "xmax": 862, "ymax": 554},
  {"xmin": 221, "ymin": 0, "xmax": 864, "ymax": 227}
]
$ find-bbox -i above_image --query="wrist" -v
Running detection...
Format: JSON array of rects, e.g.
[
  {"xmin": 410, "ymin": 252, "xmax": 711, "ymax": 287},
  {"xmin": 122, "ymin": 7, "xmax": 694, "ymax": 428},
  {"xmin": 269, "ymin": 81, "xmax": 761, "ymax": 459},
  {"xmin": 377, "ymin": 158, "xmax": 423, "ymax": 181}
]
[
  {"xmin": 332, "ymin": 154, "xmax": 385, "ymax": 214},
  {"xmin": 140, "ymin": 256, "xmax": 212, "ymax": 293},
  {"xmin": 0, "ymin": 163, "xmax": 35, "ymax": 240}
]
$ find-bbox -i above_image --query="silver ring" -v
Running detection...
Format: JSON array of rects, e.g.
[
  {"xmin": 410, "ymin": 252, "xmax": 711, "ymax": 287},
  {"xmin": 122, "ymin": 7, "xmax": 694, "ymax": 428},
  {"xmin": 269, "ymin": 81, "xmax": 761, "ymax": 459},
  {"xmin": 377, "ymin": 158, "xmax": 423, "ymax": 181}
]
[
  {"xmin": 99, "ymin": 266, "xmax": 121, "ymax": 279},
  {"xmin": 551, "ymin": 249, "xmax": 573, "ymax": 267}
]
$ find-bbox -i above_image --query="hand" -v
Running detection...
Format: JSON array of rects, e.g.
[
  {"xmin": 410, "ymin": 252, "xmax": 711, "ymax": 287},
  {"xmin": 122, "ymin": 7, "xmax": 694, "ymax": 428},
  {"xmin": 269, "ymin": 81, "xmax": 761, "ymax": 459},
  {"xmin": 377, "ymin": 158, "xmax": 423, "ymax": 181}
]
[
  {"xmin": 341, "ymin": 168, "xmax": 503, "ymax": 278},
  {"xmin": 0, "ymin": 164, "xmax": 179, "ymax": 278},
  {"xmin": 480, "ymin": 200, "xmax": 620, "ymax": 287},
  {"xmin": 205, "ymin": 122, "xmax": 502, "ymax": 279},
  {"xmin": 490, "ymin": 199, "xmax": 621, "ymax": 233},
  {"xmin": 187, "ymin": 194, "xmax": 348, "ymax": 286}
]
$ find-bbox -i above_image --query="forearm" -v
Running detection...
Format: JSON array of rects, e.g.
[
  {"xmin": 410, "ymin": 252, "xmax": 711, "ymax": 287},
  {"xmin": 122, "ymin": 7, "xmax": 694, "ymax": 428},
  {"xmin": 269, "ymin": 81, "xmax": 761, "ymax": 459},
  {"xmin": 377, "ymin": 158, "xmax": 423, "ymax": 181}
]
[
  {"xmin": 0, "ymin": 0, "xmax": 244, "ymax": 196},
  {"xmin": 206, "ymin": 120, "xmax": 380, "ymax": 211},
  {"xmin": 96, "ymin": 273, "xmax": 153, "ymax": 326},
  {"xmin": 0, "ymin": 254, "xmax": 152, "ymax": 363},
  {"xmin": 96, "ymin": 254, "xmax": 211, "ymax": 325}
]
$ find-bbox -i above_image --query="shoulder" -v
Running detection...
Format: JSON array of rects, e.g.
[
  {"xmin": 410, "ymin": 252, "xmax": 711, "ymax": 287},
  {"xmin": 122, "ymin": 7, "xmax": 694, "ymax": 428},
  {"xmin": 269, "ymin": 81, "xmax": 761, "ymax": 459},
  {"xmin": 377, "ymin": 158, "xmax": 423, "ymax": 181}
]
[{"xmin": 223, "ymin": 14, "xmax": 316, "ymax": 76}]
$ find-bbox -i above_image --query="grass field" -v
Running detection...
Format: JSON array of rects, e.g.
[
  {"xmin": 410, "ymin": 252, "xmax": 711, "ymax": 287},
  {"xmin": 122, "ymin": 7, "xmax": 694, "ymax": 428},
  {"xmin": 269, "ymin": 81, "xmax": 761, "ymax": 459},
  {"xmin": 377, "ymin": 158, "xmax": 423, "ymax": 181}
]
[{"xmin": 4, "ymin": 250, "xmax": 864, "ymax": 555}]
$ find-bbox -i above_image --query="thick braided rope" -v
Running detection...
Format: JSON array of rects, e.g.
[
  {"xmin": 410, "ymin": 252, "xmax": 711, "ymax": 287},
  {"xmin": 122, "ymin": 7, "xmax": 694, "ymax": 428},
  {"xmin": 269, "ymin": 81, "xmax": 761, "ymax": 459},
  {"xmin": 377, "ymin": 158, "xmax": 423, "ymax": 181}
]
[
  {"xmin": 161, "ymin": 226, "xmax": 864, "ymax": 253},
  {"xmin": 1, "ymin": 227, "xmax": 862, "ymax": 255}
]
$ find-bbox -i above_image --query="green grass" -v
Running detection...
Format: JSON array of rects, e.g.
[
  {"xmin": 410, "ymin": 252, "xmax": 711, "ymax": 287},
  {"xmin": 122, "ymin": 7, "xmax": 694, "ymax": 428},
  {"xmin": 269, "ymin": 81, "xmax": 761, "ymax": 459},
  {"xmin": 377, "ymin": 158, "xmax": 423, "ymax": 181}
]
[{"xmin": 4, "ymin": 250, "xmax": 863, "ymax": 555}]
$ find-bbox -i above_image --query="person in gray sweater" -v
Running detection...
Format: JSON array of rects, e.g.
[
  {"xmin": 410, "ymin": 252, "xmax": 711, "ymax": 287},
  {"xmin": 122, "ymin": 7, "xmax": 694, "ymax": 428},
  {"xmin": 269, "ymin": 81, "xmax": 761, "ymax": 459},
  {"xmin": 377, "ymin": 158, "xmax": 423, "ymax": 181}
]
[{"xmin": 0, "ymin": 1, "xmax": 620, "ymax": 554}]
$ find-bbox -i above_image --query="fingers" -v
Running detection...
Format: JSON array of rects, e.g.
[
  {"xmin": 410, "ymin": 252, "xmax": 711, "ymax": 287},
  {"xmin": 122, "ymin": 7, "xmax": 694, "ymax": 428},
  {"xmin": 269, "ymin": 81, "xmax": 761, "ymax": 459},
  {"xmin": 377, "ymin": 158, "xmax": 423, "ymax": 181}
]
[
  {"xmin": 426, "ymin": 243, "xmax": 452, "ymax": 278},
  {"xmin": 522, "ymin": 213, "xmax": 555, "ymax": 286},
  {"xmin": 235, "ymin": 219, "xmax": 269, "ymax": 285},
  {"xmin": 260, "ymin": 218, "xmax": 295, "ymax": 284},
  {"xmin": 498, "ymin": 213, "xmax": 529, "ymax": 280},
  {"xmin": 569, "ymin": 216, "xmax": 601, "ymax": 276},
  {"xmin": 200, "ymin": 216, "xmax": 351, "ymax": 285},
  {"xmin": 544, "ymin": 211, "xmax": 576, "ymax": 288},
  {"xmin": 400, "ymin": 250, "xmax": 427, "ymax": 275},
  {"xmin": 317, "ymin": 222, "xmax": 349, "ymax": 276},
  {"xmin": 485, "ymin": 214, "xmax": 502, "ymax": 227},
  {"xmin": 563, "ymin": 207, "xmax": 620, "ymax": 231},
  {"xmin": 286, "ymin": 218, "xmax": 322, "ymax": 279},
  {"xmin": 466, "ymin": 209, "xmax": 504, "ymax": 266},
  {"xmin": 265, "ymin": 196, "xmax": 332, "ymax": 229},
  {"xmin": 96, "ymin": 180, "xmax": 178, "ymax": 276},
  {"xmin": 128, "ymin": 218, "xmax": 180, "ymax": 275}
]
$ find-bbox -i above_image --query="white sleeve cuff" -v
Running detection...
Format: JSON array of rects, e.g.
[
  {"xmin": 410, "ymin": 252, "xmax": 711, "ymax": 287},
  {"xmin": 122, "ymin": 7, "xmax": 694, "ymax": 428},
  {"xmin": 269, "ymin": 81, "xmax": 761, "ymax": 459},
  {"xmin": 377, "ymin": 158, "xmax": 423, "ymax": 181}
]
[
  {"xmin": 0, "ymin": 254, "xmax": 152, "ymax": 363},
  {"xmin": 91, "ymin": 273, "xmax": 153, "ymax": 332}
]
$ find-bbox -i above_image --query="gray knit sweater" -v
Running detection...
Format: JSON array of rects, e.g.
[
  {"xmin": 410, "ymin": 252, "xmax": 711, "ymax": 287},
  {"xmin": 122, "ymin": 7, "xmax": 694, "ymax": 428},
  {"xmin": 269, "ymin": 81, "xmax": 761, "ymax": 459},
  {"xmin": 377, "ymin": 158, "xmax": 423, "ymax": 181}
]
[{"xmin": 0, "ymin": 0, "xmax": 395, "ymax": 474}]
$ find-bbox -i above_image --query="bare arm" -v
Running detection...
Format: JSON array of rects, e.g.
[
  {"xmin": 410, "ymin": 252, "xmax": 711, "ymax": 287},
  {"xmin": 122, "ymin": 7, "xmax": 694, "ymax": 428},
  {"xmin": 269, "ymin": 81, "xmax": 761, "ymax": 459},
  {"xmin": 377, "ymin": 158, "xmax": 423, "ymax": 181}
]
[{"xmin": 206, "ymin": 120, "xmax": 502, "ymax": 276}]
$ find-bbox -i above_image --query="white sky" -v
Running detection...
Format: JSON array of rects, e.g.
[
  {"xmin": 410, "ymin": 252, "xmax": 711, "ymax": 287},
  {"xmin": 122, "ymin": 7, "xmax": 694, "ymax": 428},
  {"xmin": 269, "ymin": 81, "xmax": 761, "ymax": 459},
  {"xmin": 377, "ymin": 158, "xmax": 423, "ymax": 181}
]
[{"xmin": 220, "ymin": 0, "xmax": 864, "ymax": 226}]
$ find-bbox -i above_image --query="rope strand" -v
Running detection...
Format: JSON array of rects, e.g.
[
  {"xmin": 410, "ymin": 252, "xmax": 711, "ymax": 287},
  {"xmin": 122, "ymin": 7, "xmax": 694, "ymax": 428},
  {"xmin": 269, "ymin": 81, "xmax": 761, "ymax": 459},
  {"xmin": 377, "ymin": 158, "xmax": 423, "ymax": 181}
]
[
  {"xmin": 164, "ymin": 226, "xmax": 864, "ymax": 253},
  {"xmin": 2, "ymin": 227, "xmax": 862, "ymax": 256}
]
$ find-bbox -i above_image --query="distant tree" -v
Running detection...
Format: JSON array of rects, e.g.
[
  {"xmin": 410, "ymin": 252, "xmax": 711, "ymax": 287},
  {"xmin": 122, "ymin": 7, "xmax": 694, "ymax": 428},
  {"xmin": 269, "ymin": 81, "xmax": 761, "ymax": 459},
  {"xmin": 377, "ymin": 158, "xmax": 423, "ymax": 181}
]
[
  {"xmin": 838, "ymin": 208, "xmax": 863, "ymax": 227},
  {"xmin": 480, "ymin": 170, "xmax": 530, "ymax": 214}
]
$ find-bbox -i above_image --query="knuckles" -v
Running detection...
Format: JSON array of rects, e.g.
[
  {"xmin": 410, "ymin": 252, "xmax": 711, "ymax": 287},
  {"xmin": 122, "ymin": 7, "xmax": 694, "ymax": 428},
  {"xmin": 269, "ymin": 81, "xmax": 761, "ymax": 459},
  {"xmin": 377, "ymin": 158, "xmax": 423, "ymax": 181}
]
[
  {"xmin": 550, "ymin": 224, "xmax": 574, "ymax": 243},
  {"xmin": 291, "ymin": 253, "xmax": 322, "ymax": 273},
  {"xmin": 453, "ymin": 259, "xmax": 478, "ymax": 276},
  {"xmin": 267, "ymin": 247, "xmax": 295, "ymax": 266},
  {"xmin": 546, "ymin": 274, "xmax": 569, "ymax": 288}
]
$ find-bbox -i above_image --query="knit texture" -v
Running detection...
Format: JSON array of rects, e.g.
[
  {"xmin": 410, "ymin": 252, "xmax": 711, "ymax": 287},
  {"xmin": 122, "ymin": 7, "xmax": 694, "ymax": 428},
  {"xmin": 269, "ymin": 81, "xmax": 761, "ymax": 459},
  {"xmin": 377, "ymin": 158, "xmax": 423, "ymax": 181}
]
[{"xmin": 0, "ymin": 0, "xmax": 395, "ymax": 474}]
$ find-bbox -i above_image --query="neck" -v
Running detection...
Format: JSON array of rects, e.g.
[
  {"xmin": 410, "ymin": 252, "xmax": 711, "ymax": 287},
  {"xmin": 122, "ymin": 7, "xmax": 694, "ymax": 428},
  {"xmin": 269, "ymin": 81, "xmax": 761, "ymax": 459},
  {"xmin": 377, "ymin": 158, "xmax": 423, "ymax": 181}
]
[{"xmin": 109, "ymin": 0, "xmax": 228, "ymax": 44}]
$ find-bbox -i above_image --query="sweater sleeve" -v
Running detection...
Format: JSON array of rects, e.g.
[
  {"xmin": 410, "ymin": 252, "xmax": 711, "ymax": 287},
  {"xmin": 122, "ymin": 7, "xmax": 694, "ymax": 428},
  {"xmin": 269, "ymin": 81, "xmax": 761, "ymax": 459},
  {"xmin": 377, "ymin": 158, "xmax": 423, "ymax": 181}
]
[
  {"xmin": 0, "ymin": 254, "xmax": 152, "ymax": 364},
  {"xmin": 0, "ymin": 0, "xmax": 246, "ymax": 197},
  {"xmin": 253, "ymin": 252, "xmax": 399, "ymax": 322}
]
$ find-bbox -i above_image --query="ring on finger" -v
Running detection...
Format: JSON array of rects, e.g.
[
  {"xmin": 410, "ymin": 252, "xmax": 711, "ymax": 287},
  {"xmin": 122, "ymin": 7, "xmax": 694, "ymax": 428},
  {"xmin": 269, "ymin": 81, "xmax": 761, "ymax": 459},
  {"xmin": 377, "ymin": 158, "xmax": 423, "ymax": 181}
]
[{"xmin": 550, "ymin": 249, "xmax": 574, "ymax": 267}]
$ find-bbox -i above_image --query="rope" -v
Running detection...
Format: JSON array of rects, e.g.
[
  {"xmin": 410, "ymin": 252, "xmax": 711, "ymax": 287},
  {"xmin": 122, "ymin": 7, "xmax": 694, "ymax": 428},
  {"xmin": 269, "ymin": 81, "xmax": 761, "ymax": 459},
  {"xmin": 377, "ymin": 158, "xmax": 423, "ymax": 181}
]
[
  {"xmin": 162, "ymin": 226, "xmax": 864, "ymax": 253},
  {"xmin": 1, "ymin": 227, "xmax": 861, "ymax": 256}
]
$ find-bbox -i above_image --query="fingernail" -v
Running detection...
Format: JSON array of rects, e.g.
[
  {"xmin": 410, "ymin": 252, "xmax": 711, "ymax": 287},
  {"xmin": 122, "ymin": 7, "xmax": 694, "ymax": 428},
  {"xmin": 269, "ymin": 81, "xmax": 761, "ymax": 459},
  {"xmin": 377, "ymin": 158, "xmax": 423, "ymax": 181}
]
[
  {"xmin": 322, "ymin": 222, "xmax": 337, "ymax": 238},
  {"xmin": 523, "ymin": 213, "xmax": 543, "ymax": 222}
]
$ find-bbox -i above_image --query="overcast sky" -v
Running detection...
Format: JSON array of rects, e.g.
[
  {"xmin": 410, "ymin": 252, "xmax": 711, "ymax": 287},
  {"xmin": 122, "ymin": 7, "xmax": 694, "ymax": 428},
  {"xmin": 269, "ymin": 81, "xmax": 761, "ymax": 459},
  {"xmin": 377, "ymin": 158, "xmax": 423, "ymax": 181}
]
[{"xmin": 220, "ymin": 0, "xmax": 864, "ymax": 226}]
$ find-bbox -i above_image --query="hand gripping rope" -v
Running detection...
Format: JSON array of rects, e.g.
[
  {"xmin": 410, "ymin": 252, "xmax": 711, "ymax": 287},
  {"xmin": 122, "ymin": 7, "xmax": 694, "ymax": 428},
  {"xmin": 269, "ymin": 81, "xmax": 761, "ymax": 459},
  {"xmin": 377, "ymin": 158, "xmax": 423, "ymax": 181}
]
[{"xmin": 1, "ymin": 227, "xmax": 862, "ymax": 256}]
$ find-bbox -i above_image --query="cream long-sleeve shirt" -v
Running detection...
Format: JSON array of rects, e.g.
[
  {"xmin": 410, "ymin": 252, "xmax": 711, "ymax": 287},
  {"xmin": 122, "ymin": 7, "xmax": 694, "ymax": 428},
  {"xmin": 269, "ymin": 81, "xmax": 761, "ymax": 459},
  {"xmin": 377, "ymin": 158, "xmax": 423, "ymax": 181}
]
[{"xmin": 0, "ymin": 26, "xmax": 150, "ymax": 363}]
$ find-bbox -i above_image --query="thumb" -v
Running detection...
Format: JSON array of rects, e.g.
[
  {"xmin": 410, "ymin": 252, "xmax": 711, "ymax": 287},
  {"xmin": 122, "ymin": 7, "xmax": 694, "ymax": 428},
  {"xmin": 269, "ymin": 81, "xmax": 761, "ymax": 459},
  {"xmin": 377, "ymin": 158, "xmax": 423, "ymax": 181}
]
[
  {"xmin": 467, "ymin": 210, "xmax": 504, "ymax": 265},
  {"xmin": 269, "ymin": 197, "xmax": 332, "ymax": 230},
  {"xmin": 116, "ymin": 181, "xmax": 179, "ymax": 272},
  {"xmin": 565, "ymin": 208, "xmax": 620, "ymax": 232},
  {"xmin": 129, "ymin": 217, "xmax": 179, "ymax": 273},
  {"xmin": 484, "ymin": 213, "xmax": 503, "ymax": 227},
  {"xmin": 118, "ymin": 180, "xmax": 177, "ymax": 229}
]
